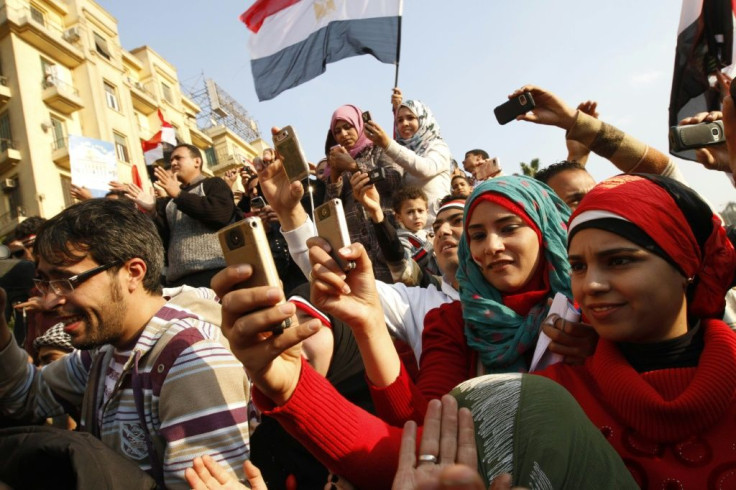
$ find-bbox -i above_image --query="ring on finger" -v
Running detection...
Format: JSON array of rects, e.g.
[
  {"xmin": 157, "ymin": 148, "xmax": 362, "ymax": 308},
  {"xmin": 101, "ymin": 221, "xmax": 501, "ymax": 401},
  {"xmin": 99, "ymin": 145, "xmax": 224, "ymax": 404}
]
[{"xmin": 417, "ymin": 454, "xmax": 438, "ymax": 465}]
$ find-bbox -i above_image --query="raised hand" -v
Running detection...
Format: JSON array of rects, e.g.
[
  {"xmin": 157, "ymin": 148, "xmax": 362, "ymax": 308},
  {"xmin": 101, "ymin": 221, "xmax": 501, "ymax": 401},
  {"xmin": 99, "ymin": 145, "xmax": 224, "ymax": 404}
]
[
  {"xmin": 109, "ymin": 181, "xmax": 156, "ymax": 211},
  {"xmin": 566, "ymin": 101, "xmax": 599, "ymax": 164},
  {"xmin": 511, "ymin": 85, "xmax": 577, "ymax": 130},
  {"xmin": 223, "ymin": 169, "xmax": 239, "ymax": 189},
  {"xmin": 392, "ymin": 395, "xmax": 478, "ymax": 490},
  {"xmin": 211, "ymin": 265, "xmax": 321, "ymax": 405},
  {"xmin": 364, "ymin": 120, "xmax": 391, "ymax": 149},
  {"xmin": 392, "ymin": 87, "xmax": 403, "ymax": 113},
  {"xmin": 69, "ymin": 184, "xmax": 93, "ymax": 201},
  {"xmin": 185, "ymin": 455, "xmax": 266, "ymax": 490},
  {"xmin": 153, "ymin": 166, "xmax": 181, "ymax": 198},
  {"xmin": 349, "ymin": 171, "xmax": 383, "ymax": 222}
]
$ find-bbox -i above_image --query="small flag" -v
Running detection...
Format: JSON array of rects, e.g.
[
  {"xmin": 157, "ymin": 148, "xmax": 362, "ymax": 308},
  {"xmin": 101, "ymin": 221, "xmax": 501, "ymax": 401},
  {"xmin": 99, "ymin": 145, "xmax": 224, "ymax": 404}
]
[
  {"xmin": 669, "ymin": 0, "xmax": 736, "ymax": 160},
  {"xmin": 241, "ymin": 0, "xmax": 402, "ymax": 101},
  {"xmin": 141, "ymin": 109, "xmax": 177, "ymax": 165}
]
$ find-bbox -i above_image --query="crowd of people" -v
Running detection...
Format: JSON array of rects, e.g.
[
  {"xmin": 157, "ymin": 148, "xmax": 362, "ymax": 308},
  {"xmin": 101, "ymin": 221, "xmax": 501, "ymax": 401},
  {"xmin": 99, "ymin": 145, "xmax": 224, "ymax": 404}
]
[{"xmin": 1, "ymin": 81, "xmax": 736, "ymax": 490}]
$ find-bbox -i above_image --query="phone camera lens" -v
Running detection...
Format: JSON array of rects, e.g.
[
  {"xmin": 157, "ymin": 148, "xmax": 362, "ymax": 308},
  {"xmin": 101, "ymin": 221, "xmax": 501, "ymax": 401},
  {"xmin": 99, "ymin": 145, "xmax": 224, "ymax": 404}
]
[
  {"xmin": 712, "ymin": 128, "xmax": 719, "ymax": 136},
  {"xmin": 227, "ymin": 228, "xmax": 244, "ymax": 250}
]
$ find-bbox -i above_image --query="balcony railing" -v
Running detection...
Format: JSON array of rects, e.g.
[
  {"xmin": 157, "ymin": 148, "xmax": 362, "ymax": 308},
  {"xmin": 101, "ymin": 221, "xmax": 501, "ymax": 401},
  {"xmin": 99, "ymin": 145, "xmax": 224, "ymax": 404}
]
[
  {"xmin": 0, "ymin": 138, "xmax": 17, "ymax": 152},
  {"xmin": 42, "ymin": 75, "xmax": 79, "ymax": 96}
]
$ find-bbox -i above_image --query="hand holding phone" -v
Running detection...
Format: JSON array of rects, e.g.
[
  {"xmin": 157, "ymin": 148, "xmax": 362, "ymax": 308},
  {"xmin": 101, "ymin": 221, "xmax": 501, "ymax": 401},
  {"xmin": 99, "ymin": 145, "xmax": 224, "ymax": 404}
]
[
  {"xmin": 314, "ymin": 199, "xmax": 355, "ymax": 272},
  {"xmin": 218, "ymin": 218, "xmax": 291, "ymax": 334},
  {"xmin": 669, "ymin": 120, "xmax": 725, "ymax": 152},
  {"xmin": 273, "ymin": 126, "xmax": 310, "ymax": 182},
  {"xmin": 494, "ymin": 92, "xmax": 535, "ymax": 125},
  {"xmin": 473, "ymin": 158, "xmax": 501, "ymax": 181}
]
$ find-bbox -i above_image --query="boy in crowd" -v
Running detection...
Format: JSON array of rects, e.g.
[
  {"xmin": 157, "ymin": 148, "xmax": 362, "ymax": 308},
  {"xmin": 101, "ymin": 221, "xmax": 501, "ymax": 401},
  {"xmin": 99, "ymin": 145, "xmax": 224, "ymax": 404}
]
[
  {"xmin": 450, "ymin": 174, "xmax": 471, "ymax": 198},
  {"xmin": 392, "ymin": 186, "xmax": 437, "ymax": 277}
]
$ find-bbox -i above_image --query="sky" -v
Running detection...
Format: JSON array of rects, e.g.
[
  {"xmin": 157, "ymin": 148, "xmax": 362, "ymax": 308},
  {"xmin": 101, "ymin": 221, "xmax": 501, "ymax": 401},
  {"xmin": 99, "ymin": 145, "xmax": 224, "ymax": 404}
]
[{"xmin": 97, "ymin": 0, "xmax": 736, "ymax": 211}]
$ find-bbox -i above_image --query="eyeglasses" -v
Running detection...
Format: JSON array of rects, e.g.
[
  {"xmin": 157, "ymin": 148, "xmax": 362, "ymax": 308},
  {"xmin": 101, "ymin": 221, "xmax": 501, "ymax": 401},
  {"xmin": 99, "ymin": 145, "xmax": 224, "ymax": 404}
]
[{"xmin": 33, "ymin": 260, "xmax": 122, "ymax": 296}]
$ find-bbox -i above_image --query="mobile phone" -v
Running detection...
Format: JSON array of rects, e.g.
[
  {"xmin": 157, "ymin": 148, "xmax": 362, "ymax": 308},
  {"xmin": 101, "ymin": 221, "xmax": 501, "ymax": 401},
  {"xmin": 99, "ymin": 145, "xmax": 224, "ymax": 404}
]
[
  {"xmin": 494, "ymin": 92, "xmax": 535, "ymax": 125},
  {"xmin": 218, "ymin": 217, "xmax": 290, "ymax": 334},
  {"xmin": 367, "ymin": 166, "xmax": 385, "ymax": 184},
  {"xmin": 314, "ymin": 199, "xmax": 356, "ymax": 272},
  {"xmin": 250, "ymin": 196, "xmax": 266, "ymax": 209},
  {"xmin": 361, "ymin": 111, "xmax": 372, "ymax": 123},
  {"xmin": 474, "ymin": 157, "xmax": 501, "ymax": 181},
  {"xmin": 273, "ymin": 126, "xmax": 310, "ymax": 182},
  {"xmin": 669, "ymin": 120, "xmax": 725, "ymax": 152}
]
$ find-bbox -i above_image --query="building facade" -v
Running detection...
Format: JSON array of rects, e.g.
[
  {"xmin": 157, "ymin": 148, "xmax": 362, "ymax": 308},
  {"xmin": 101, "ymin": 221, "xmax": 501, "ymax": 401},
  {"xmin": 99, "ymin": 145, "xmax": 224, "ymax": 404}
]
[{"xmin": 0, "ymin": 0, "xmax": 264, "ymax": 237}]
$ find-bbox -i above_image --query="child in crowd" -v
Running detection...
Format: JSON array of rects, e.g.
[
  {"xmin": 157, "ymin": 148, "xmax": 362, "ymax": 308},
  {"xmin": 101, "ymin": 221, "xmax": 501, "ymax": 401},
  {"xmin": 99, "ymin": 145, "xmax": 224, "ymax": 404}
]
[{"xmin": 450, "ymin": 174, "xmax": 471, "ymax": 198}]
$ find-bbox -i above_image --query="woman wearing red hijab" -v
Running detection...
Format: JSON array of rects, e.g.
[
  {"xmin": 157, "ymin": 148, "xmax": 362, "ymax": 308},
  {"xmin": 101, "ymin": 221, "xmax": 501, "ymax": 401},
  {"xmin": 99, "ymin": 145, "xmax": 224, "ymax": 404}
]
[{"xmin": 454, "ymin": 174, "xmax": 736, "ymax": 489}]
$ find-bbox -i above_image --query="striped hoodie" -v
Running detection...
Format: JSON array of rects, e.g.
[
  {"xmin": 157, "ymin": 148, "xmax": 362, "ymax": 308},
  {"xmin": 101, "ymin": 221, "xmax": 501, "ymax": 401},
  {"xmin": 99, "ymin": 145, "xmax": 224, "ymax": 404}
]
[{"xmin": 0, "ymin": 287, "xmax": 250, "ymax": 489}]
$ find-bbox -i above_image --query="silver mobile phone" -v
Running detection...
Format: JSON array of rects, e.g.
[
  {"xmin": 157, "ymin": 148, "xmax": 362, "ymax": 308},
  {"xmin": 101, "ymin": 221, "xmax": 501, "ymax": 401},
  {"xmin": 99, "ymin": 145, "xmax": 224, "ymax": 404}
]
[
  {"xmin": 314, "ymin": 199, "xmax": 355, "ymax": 272},
  {"xmin": 218, "ymin": 217, "xmax": 290, "ymax": 334},
  {"xmin": 669, "ymin": 120, "xmax": 725, "ymax": 152}
]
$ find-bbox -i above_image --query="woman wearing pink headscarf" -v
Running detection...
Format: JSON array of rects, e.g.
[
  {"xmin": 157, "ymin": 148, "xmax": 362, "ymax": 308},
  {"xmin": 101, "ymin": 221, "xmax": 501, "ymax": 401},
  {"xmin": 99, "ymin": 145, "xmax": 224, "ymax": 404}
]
[{"xmin": 325, "ymin": 104, "xmax": 403, "ymax": 283}]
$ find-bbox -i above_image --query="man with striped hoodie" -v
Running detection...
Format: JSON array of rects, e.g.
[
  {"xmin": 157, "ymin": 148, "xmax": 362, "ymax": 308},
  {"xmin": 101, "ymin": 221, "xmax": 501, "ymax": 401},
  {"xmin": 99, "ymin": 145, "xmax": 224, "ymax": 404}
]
[{"xmin": 0, "ymin": 199, "xmax": 250, "ymax": 489}]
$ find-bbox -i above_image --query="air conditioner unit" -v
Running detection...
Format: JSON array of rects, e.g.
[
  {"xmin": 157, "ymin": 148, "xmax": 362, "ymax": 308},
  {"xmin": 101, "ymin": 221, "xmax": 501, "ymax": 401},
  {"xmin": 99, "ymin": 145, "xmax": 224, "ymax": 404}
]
[
  {"xmin": 63, "ymin": 26, "xmax": 80, "ymax": 43},
  {"xmin": 0, "ymin": 179, "xmax": 16, "ymax": 192}
]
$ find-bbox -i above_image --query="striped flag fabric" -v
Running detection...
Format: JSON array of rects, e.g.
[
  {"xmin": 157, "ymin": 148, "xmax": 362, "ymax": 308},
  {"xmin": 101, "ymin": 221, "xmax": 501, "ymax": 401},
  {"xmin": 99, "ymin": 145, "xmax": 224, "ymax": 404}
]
[
  {"xmin": 669, "ymin": 0, "xmax": 736, "ymax": 160},
  {"xmin": 241, "ymin": 0, "xmax": 402, "ymax": 101},
  {"xmin": 141, "ymin": 109, "xmax": 177, "ymax": 166}
]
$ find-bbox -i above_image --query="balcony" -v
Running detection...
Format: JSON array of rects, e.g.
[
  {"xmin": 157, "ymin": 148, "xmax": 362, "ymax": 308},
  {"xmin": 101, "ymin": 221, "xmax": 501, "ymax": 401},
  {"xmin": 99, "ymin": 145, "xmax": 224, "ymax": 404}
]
[
  {"xmin": 188, "ymin": 123, "xmax": 212, "ymax": 148},
  {"xmin": 127, "ymin": 79, "xmax": 157, "ymax": 115},
  {"xmin": 0, "ymin": 76, "xmax": 11, "ymax": 104},
  {"xmin": 2, "ymin": 5, "xmax": 84, "ymax": 68},
  {"xmin": 0, "ymin": 139, "xmax": 20, "ymax": 174},
  {"xmin": 42, "ymin": 76, "xmax": 83, "ymax": 114},
  {"xmin": 0, "ymin": 210, "xmax": 26, "ymax": 237},
  {"xmin": 209, "ymin": 150, "xmax": 249, "ymax": 175},
  {"xmin": 51, "ymin": 136, "xmax": 69, "ymax": 169}
]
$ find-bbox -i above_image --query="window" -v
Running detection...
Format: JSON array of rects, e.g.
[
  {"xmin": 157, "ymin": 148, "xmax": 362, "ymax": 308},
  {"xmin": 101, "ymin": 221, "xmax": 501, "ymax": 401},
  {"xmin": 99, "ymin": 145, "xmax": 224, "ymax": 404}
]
[
  {"xmin": 0, "ymin": 112, "xmax": 12, "ymax": 151},
  {"xmin": 113, "ymin": 132, "xmax": 129, "ymax": 162},
  {"xmin": 204, "ymin": 147, "xmax": 217, "ymax": 167},
  {"xmin": 7, "ymin": 176, "xmax": 22, "ymax": 219},
  {"xmin": 104, "ymin": 81, "xmax": 119, "ymax": 111},
  {"xmin": 93, "ymin": 32, "xmax": 111, "ymax": 60},
  {"xmin": 30, "ymin": 5, "xmax": 45, "ymax": 25},
  {"xmin": 60, "ymin": 176, "xmax": 73, "ymax": 207},
  {"xmin": 161, "ymin": 82, "xmax": 173, "ymax": 103},
  {"xmin": 50, "ymin": 115, "xmax": 65, "ymax": 150}
]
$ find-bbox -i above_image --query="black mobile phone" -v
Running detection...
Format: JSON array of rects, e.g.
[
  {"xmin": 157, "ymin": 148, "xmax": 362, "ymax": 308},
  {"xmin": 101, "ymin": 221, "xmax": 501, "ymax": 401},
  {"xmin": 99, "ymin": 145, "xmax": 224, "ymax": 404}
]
[
  {"xmin": 273, "ymin": 126, "xmax": 310, "ymax": 182},
  {"xmin": 669, "ymin": 120, "xmax": 725, "ymax": 152},
  {"xmin": 367, "ymin": 166, "xmax": 385, "ymax": 184},
  {"xmin": 361, "ymin": 111, "xmax": 372, "ymax": 123},
  {"xmin": 250, "ymin": 196, "xmax": 266, "ymax": 209},
  {"xmin": 218, "ymin": 218, "xmax": 290, "ymax": 334},
  {"xmin": 494, "ymin": 92, "xmax": 535, "ymax": 125}
]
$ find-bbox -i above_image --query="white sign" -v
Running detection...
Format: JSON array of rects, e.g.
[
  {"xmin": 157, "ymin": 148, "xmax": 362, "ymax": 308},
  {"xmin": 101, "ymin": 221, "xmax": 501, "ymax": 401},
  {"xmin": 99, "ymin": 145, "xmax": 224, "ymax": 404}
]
[{"xmin": 69, "ymin": 135, "xmax": 117, "ymax": 198}]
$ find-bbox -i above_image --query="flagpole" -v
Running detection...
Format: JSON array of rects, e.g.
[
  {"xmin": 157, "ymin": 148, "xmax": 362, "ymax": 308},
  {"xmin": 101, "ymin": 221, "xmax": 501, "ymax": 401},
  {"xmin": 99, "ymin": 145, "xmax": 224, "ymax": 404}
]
[{"xmin": 393, "ymin": 0, "xmax": 403, "ymax": 88}]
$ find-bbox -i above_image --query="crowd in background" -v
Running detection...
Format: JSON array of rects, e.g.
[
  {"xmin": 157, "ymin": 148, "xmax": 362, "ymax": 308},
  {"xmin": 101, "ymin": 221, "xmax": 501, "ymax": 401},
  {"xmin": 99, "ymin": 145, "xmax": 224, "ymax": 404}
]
[{"xmin": 1, "ymin": 79, "xmax": 736, "ymax": 490}]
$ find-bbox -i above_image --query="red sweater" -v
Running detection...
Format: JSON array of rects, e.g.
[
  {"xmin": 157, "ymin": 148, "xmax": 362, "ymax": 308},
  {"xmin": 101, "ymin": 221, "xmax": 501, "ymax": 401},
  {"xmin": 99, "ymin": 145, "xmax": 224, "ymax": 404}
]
[
  {"xmin": 539, "ymin": 319, "xmax": 736, "ymax": 489},
  {"xmin": 369, "ymin": 301, "xmax": 477, "ymax": 427}
]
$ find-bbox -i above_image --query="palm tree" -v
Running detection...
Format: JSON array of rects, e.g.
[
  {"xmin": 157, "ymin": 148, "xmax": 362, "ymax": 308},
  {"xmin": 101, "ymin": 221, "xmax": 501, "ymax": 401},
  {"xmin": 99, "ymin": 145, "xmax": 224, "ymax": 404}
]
[{"xmin": 520, "ymin": 158, "xmax": 540, "ymax": 177}]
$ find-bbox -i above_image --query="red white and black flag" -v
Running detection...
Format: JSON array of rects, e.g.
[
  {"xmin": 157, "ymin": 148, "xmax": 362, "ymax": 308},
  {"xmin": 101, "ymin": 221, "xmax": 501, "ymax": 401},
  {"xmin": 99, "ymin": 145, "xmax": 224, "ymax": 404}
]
[{"xmin": 669, "ymin": 0, "xmax": 736, "ymax": 159}]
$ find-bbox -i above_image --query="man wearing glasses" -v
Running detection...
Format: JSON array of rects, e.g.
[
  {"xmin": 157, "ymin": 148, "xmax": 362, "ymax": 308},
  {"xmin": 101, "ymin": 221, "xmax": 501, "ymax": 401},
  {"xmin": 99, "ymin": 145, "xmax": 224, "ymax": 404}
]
[{"xmin": 0, "ymin": 199, "xmax": 250, "ymax": 488}]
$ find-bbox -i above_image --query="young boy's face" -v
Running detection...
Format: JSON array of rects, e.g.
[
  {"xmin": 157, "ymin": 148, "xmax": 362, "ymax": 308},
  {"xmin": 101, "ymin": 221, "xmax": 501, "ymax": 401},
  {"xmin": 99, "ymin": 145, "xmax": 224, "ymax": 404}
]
[{"xmin": 397, "ymin": 198, "xmax": 428, "ymax": 233}]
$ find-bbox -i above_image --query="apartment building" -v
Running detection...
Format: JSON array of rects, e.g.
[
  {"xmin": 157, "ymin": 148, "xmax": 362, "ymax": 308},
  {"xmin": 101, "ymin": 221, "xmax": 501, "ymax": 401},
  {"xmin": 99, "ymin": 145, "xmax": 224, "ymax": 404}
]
[{"xmin": 0, "ymin": 0, "xmax": 264, "ymax": 237}]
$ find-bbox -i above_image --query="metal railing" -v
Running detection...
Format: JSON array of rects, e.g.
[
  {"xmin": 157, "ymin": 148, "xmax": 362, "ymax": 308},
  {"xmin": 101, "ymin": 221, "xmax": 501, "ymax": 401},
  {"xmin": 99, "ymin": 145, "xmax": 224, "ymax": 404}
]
[
  {"xmin": 42, "ymin": 75, "xmax": 80, "ymax": 97},
  {"xmin": 0, "ymin": 138, "xmax": 17, "ymax": 152}
]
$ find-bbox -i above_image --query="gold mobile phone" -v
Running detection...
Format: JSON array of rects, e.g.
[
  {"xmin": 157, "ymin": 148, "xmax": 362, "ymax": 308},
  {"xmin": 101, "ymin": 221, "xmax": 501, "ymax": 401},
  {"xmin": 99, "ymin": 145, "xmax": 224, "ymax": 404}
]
[
  {"xmin": 314, "ymin": 199, "xmax": 355, "ymax": 272},
  {"xmin": 218, "ymin": 217, "xmax": 290, "ymax": 334},
  {"xmin": 273, "ymin": 125, "xmax": 310, "ymax": 182}
]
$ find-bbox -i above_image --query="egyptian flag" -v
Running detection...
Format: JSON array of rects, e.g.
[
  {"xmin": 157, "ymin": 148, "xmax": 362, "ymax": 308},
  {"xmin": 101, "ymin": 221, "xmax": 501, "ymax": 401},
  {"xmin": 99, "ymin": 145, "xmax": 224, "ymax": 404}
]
[
  {"xmin": 669, "ymin": 0, "xmax": 736, "ymax": 160},
  {"xmin": 241, "ymin": 0, "xmax": 402, "ymax": 101},
  {"xmin": 141, "ymin": 109, "xmax": 177, "ymax": 166}
]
